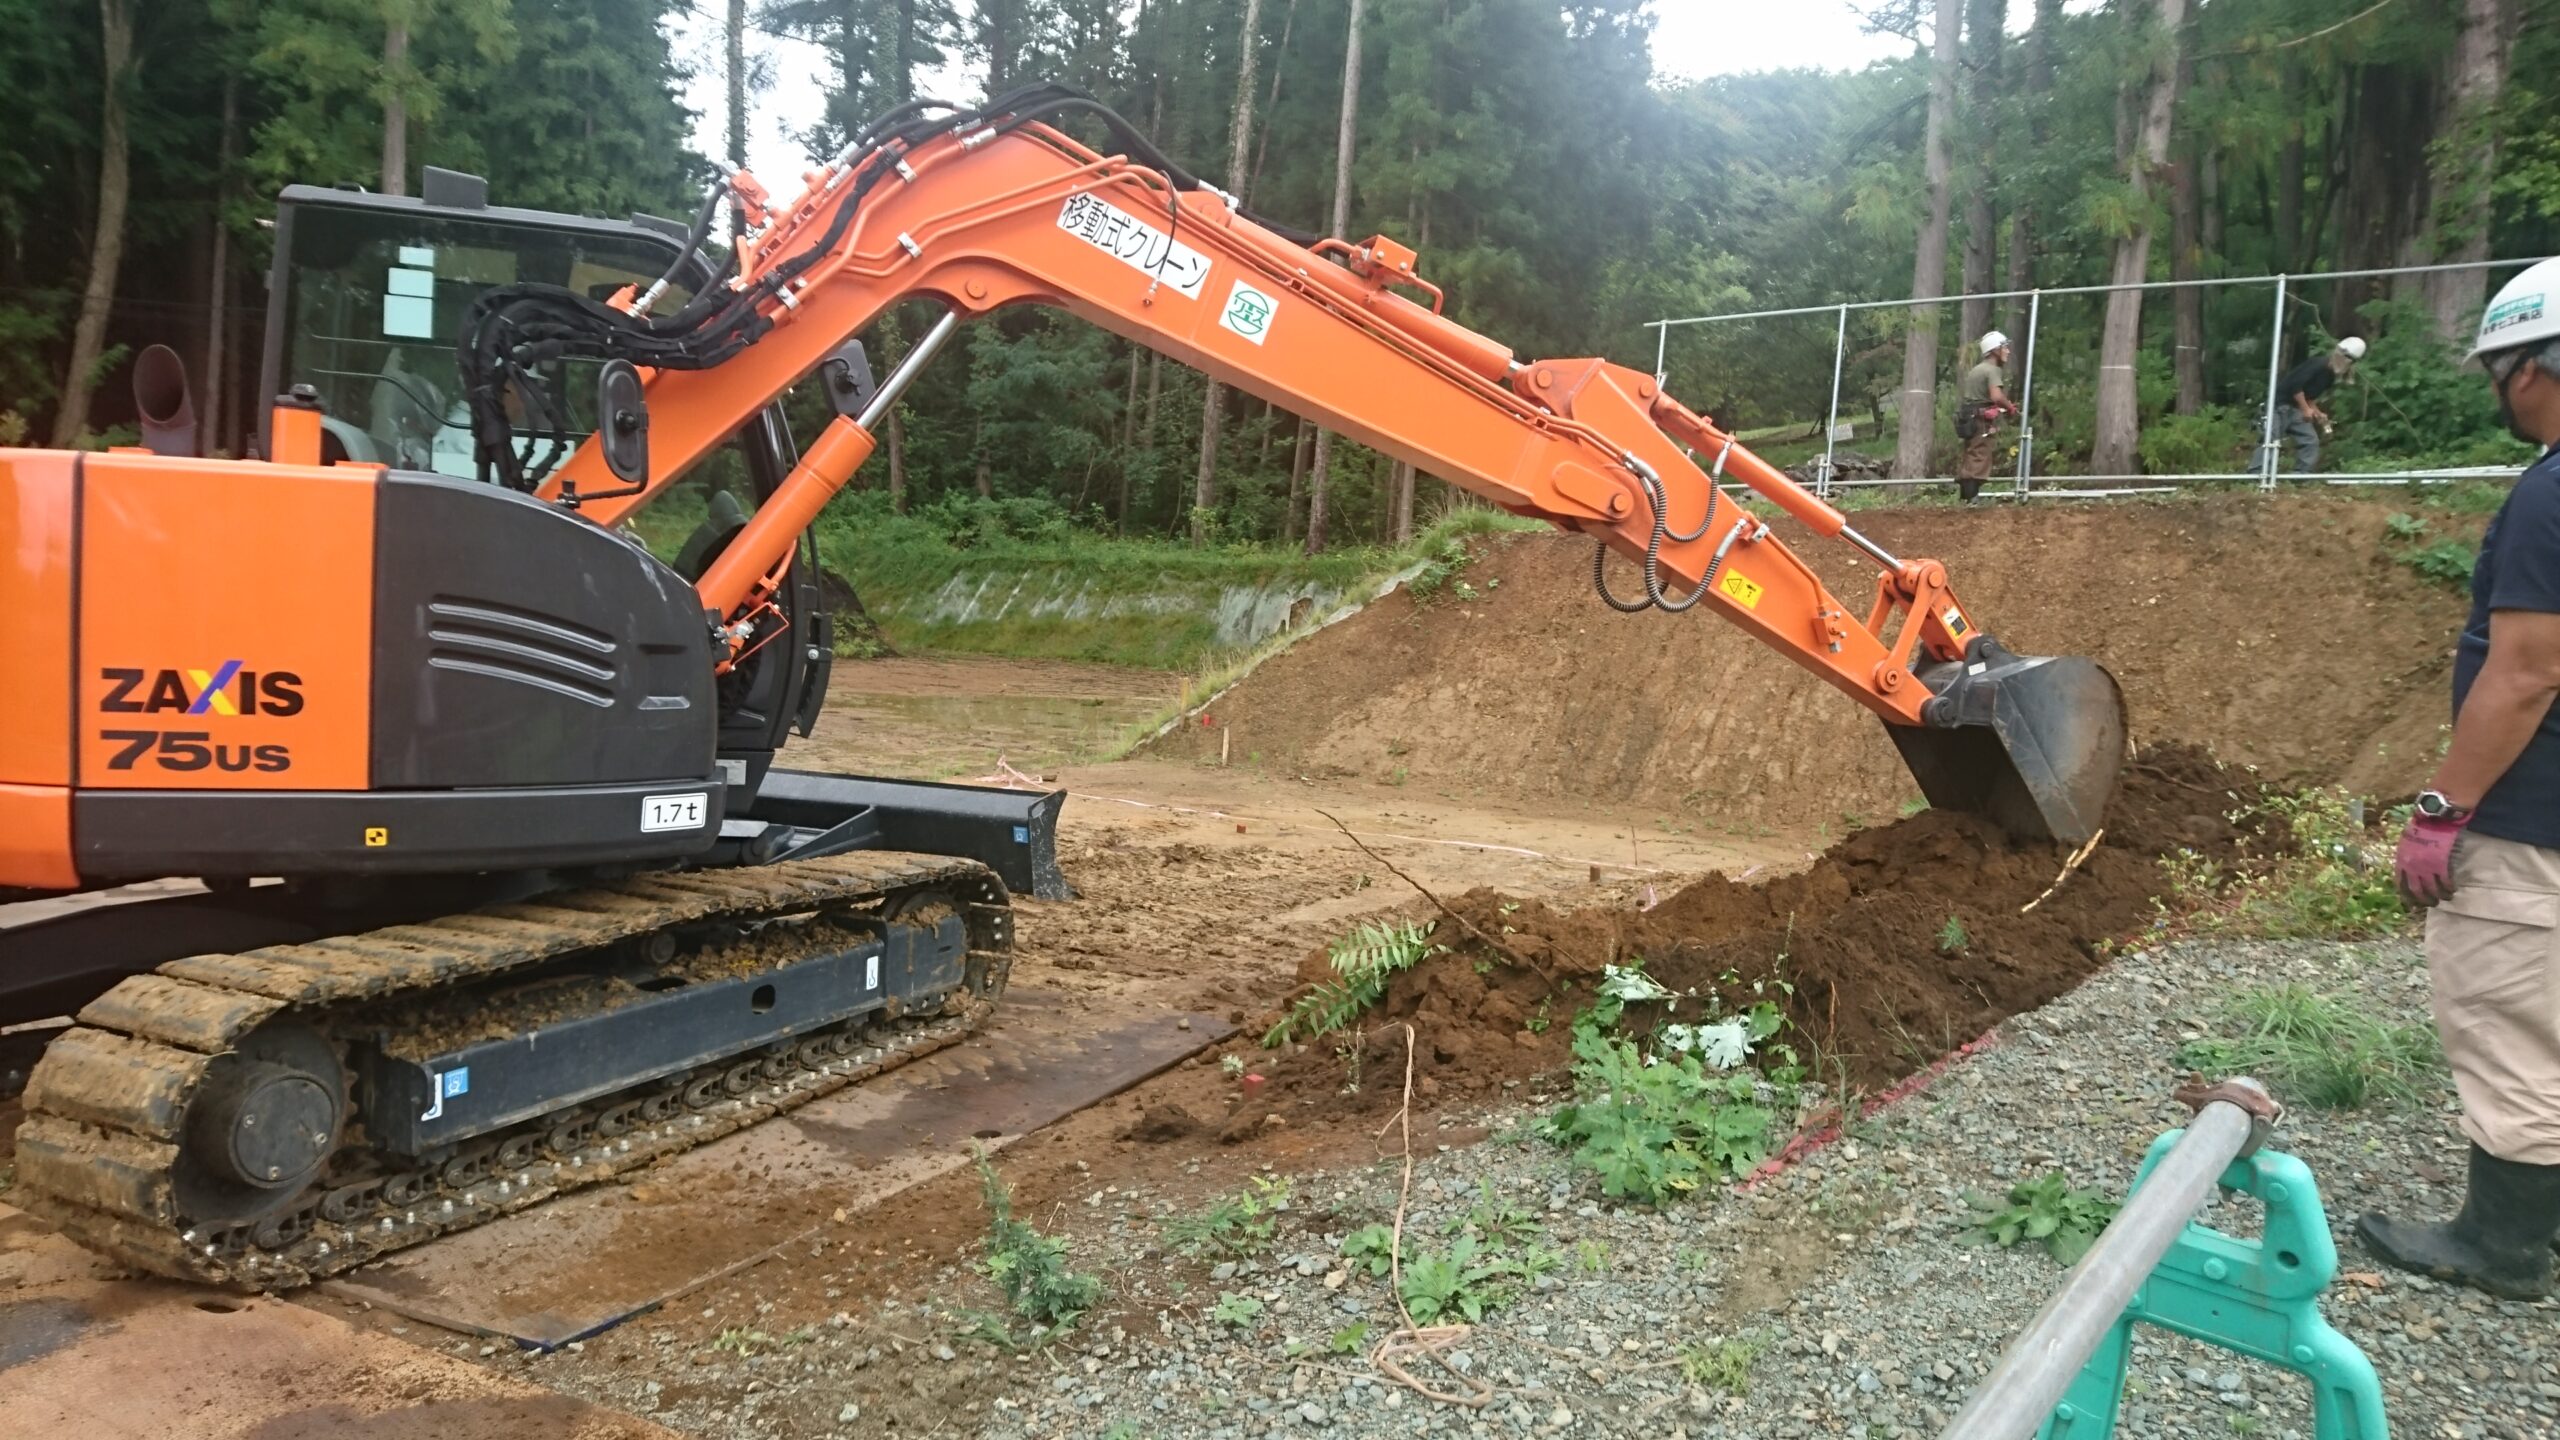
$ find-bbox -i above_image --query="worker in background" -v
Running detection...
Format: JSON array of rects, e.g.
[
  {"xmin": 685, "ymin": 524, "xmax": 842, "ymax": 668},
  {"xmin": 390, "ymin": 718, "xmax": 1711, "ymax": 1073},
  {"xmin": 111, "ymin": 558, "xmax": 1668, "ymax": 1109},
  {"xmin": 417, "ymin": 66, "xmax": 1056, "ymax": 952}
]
[
  {"xmin": 1953, "ymin": 331, "xmax": 2016, "ymax": 503},
  {"xmin": 2271, "ymin": 335, "xmax": 2366, "ymax": 476},
  {"xmin": 2364, "ymin": 258, "xmax": 2560, "ymax": 1300}
]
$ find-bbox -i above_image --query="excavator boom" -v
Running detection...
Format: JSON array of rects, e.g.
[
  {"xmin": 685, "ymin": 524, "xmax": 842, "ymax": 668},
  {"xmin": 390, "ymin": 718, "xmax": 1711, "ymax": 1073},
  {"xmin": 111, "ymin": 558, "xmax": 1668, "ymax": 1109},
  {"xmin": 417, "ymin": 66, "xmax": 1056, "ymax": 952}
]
[{"xmin": 464, "ymin": 85, "xmax": 2122, "ymax": 842}]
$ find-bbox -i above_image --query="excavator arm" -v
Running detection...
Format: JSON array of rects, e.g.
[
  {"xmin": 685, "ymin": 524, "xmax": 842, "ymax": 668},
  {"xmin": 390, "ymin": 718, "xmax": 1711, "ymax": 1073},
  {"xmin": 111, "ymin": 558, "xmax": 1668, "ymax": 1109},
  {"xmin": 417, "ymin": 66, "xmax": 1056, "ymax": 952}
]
[{"xmin": 452, "ymin": 86, "xmax": 2123, "ymax": 842}]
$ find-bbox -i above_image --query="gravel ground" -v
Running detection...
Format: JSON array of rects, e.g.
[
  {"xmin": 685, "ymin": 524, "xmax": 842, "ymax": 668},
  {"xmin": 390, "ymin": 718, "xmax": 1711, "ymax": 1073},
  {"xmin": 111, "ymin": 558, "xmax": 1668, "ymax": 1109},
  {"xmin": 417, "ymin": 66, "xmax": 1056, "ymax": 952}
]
[{"xmin": 518, "ymin": 935, "xmax": 2559, "ymax": 1440}]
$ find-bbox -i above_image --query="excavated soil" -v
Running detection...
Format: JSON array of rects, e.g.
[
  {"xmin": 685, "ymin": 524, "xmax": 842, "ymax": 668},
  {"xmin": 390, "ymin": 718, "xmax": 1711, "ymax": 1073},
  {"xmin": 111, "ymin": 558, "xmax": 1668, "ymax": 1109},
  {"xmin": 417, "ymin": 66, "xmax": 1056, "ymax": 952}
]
[
  {"xmin": 1152, "ymin": 495, "xmax": 2475, "ymax": 829},
  {"xmin": 1243, "ymin": 744, "xmax": 2259, "ymax": 1116}
]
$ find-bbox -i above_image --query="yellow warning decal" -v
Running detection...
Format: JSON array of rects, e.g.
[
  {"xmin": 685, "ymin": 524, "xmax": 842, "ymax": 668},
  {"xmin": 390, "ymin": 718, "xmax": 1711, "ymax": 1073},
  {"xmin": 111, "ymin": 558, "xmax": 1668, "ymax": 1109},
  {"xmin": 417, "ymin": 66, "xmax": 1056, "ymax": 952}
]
[
  {"xmin": 1719, "ymin": 570, "xmax": 1765, "ymax": 609},
  {"xmin": 1942, "ymin": 606, "xmax": 1970, "ymax": 637},
  {"xmin": 363, "ymin": 827, "xmax": 389, "ymax": 847}
]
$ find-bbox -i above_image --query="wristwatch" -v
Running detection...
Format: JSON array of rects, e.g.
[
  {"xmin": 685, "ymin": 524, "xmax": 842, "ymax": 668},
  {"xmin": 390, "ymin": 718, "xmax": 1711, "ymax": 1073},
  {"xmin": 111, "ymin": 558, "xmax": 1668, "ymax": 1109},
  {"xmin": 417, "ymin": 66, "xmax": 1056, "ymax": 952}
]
[{"xmin": 2415, "ymin": 790, "xmax": 2474, "ymax": 823}]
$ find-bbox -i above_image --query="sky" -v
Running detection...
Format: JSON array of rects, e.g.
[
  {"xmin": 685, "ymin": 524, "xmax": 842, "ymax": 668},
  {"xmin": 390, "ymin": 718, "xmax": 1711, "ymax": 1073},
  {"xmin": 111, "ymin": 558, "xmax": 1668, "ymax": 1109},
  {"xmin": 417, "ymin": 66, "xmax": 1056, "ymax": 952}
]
[{"xmin": 668, "ymin": 3, "xmax": 1922, "ymax": 194}]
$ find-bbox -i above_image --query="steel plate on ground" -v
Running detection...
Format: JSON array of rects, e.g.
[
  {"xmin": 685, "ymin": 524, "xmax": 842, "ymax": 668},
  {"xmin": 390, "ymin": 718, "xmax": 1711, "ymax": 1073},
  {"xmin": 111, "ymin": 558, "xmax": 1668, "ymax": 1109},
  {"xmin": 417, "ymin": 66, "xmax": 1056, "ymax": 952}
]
[
  {"xmin": 0, "ymin": 1204, "xmax": 674, "ymax": 1439},
  {"xmin": 320, "ymin": 987, "xmax": 1226, "ymax": 1349}
]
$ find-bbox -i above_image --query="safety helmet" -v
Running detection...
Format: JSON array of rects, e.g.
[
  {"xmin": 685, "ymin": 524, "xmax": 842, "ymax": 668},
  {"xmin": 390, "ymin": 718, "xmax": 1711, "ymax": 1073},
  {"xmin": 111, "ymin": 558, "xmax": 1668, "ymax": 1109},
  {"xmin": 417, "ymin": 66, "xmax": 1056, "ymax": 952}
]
[
  {"xmin": 2470, "ymin": 256, "xmax": 2560, "ymax": 360},
  {"xmin": 2336, "ymin": 336, "xmax": 2366, "ymax": 361},
  {"xmin": 1979, "ymin": 330, "xmax": 2008, "ymax": 354}
]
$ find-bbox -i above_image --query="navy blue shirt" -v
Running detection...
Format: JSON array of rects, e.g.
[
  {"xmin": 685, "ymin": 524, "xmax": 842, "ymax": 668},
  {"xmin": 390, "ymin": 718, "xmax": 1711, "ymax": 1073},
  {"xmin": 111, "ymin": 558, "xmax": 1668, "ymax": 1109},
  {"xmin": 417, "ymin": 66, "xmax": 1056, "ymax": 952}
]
[{"xmin": 2453, "ymin": 447, "xmax": 2560, "ymax": 848}]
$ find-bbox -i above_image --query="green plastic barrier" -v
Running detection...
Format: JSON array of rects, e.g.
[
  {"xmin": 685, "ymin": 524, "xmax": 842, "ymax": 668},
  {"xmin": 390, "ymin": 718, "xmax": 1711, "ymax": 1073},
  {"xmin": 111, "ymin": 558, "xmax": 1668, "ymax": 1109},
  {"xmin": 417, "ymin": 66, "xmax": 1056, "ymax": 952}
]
[{"xmin": 2040, "ymin": 1137, "xmax": 2390, "ymax": 1440}]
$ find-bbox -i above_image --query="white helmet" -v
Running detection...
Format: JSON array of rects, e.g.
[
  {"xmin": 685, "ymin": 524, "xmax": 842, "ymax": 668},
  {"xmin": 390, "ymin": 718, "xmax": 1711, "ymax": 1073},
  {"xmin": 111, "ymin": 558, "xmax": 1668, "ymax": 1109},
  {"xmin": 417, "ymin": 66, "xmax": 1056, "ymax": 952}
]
[
  {"xmin": 1979, "ymin": 330, "xmax": 2008, "ymax": 354},
  {"xmin": 2336, "ymin": 336, "xmax": 2366, "ymax": 360},
  {"xmin": 2471, "ymin": 256, "xmax": 2560, "ymax": 360}
]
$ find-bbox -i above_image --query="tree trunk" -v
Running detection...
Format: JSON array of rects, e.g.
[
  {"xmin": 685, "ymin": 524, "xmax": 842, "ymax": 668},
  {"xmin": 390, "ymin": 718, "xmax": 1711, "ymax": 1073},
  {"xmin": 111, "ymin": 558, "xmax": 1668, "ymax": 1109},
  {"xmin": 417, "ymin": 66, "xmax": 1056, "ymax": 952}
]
[
  {"xmin": 2003, "ymin": 0, "xmax": 2060, "ymax": 346},
  {"xmin": 725, "ymin": 0, "xmax": 749, "ymax": 210},
  {"xmin": 1283, "ymin": 418, "xmax": 1308, "ymax": 542},
  {"xmin": 1248, "ymin": 0, "xmax": 1300, "ymax": 202},
  {"xmin": 1304, "ymin": 0, "xmax": 1366, "ymax": 554},
  {"xmin": 204, "ymin": 72, "xmax": 238, "ymax": 455},
  {"xmin": 2413, "ymin": 0, "xmax": 2511, "ymax": 343},
  {"xmin": 2331, "ymin": 62, "xmax": 2433, "ymax": 336},
  {"xmin": 1191, "ymin": 390, "xmax": 1221, "ymax": 544},
  {"xmin": 1390, "ymin": 460, "xmax": 1415, "ymax": 542},
  {"xmin": 1894, "ymin": 0, "xmax": 1961, "ymax": 481},
  {"xmin": 54, "ymin": 0, "xmax": 136, "ymax": 448},
  {"xmin": 1957, "ymin": 0, "xmax": 2004, "ymax": 348},
  {"xmin": 2170, "ymin": 54, "xmax": 2205, "ymax": 415},
  {"xmin": 2276, "ymin": 120, "xmax": 2304, "ymax": 272},
  {"xmin": 1192, "ymin": 0, "xmax": 1266, "ymax": 546},
  {"xmin": 2091, "ymin": 0, "xmax": 2186, "ymax": 477},
  {"xmin": 886, "ymin": 410, "xmax": 908, "ymax": 512},
  {"xmin": 2170, "ymin": 144, "xmax": 2205, "ymax": 413},
  {"xmin": 381, "ymin": 16, "xmax": 410, "ymax": 195}
]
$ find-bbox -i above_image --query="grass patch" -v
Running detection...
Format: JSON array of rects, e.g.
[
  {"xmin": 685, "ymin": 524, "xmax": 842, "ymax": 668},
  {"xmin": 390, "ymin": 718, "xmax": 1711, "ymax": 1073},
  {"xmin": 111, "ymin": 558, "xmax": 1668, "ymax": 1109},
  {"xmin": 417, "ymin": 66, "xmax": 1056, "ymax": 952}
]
[
  {"xmin": 1965, "ymin": 1171, "xmax": 2119, "ymax": 1265},
  {"xmin": 798, "ymin": 493, "xmax": 1539, "ymax": 670},
  {"xmin": 2160, "ymin": 787, "xmax": 2408, "ymax": 940},
  {"xmin": 1339, "ymin": 1219, "xmax": 1559, "ymax": 1325},
  {"xmin": 1680, "ymin": 1331, "xmax": 1772, "ymax": 1395},
  {"xmin": 2177, "ymin": 983, "xmax": 2441, "ymax": 1110},
  {"xmin": 975, "ymin": 1149, "xmax": 1101, "ymax": 1338}
]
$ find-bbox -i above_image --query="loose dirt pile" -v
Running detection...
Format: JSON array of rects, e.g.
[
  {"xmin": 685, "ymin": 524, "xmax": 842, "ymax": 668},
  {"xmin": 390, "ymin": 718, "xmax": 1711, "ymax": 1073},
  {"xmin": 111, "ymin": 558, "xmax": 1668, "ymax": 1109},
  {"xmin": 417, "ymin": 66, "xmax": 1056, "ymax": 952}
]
[
  {"xmin": 1153, "ymin": 495, "xmax": 2474, "ymax": 830},
  {"xmin": 1244, "ymin": 745, "xmax": 2253, "ymax": 1119}
]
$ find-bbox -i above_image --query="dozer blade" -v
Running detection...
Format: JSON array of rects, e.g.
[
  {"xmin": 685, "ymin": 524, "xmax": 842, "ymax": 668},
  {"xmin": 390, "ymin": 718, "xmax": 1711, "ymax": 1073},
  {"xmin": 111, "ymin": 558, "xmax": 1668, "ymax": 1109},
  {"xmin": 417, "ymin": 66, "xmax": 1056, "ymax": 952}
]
[{"xmin": 1887, "ymin": 637, "xmax": 2127, "ymax": 845}]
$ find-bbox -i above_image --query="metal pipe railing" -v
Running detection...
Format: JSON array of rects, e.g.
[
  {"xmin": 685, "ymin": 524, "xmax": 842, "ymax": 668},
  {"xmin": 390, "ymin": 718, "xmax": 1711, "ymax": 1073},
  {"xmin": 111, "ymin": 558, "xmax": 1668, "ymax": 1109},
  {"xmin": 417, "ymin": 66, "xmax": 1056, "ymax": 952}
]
[{"xmin": 1937, "ymin": 1079, "xmax": 2279, "ymax": 1440}]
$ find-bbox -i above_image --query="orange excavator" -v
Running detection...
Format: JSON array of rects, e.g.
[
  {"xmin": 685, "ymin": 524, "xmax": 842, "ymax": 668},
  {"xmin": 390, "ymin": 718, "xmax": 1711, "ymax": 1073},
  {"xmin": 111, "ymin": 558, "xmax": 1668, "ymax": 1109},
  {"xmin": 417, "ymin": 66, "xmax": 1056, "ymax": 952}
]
[{"xmin": 0, "ymin": 84, "xmax": 2123, "ymax": 1286}]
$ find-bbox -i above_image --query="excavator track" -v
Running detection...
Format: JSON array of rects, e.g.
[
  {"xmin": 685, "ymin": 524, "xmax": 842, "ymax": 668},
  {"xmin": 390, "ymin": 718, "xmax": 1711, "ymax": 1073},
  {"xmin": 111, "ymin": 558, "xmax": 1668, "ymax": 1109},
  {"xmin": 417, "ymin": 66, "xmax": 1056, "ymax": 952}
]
[{"xmin": 12, "ymin": 851, "xmax": 1011, "ymax": 1289}]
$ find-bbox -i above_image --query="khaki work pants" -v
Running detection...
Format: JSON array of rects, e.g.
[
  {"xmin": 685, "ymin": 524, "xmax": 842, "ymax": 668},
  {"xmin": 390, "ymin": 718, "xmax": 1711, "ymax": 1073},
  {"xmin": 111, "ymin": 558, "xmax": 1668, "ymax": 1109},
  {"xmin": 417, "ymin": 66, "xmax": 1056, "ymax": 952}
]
[
  {"xmin": 2428, "ymin": 832, "xmax": 2560, "ymax": 1164},
  {"xmin": 1955, "ymin": 428, "xmax": 1996, "ymax": 500}
]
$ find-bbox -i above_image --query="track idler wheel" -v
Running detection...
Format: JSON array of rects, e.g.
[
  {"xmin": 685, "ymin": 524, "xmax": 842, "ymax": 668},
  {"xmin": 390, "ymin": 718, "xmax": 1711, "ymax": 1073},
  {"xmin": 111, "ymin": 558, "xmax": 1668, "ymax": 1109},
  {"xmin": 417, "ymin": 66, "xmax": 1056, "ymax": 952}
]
[{"xmin": 173, "ymin": 1023, "xmax": 344, "ymax": 1229}]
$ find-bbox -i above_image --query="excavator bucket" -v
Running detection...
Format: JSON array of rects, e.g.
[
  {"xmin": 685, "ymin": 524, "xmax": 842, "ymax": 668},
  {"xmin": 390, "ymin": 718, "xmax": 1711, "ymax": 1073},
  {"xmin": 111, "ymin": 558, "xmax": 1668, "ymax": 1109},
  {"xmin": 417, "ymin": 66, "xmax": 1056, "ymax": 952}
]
[{"xmin": 1887, "ymin": 638, "xmax": 2128, "ymax": 846}]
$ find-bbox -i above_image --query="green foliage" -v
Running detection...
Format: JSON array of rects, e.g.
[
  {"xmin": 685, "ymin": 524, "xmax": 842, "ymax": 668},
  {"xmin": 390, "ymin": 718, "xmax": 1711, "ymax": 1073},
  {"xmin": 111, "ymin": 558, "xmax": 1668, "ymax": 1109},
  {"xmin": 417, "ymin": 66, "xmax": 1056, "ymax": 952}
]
[
  {"xmin": 1263, "ymin": 919, "xmax": 1442, "ymax": 1046},
  {"xmin": 1967, "ymin": 1171, "xmax": 2119, "ymax": 1266},
  {"xmin": 1327, "ymin": 1321, "xmax": 1372, "ymax": 1355},
  {"xmin": 1208, "ymin": 1292, "xmax": 1264, "ymax": 1329},
  {"xmin": 2177, "ymin": 984, "xmax": 2442, "ymax": 1110},
  {"xmin": 1543, "ymin": 1014, "xmax": 1786, "ymax": 1204},
  {"xmin": 2400, "ymin": 539, "xmax": 2479, "ymax": 590},
  {"xmin": 1162, "ymin": 1176, "xmax": 1292, "ymax": 1259},
  {"xmin": 2160, "ymin": 788, "xmax": 2408, "ymax": 940},
  {"xmin": 1680, "ymin": 1331, "xmax": 1772, "ymax": 1395},
  {"xmin": 1335, "ymin": 1216, "xmax": 1551, "ymax": 1325},
  {"xmin": 2328, "ymin": 300, "xmax": 2538, "ymax": 474},
  {"xmin": 1936, "ymin": 915, "xmax": 1968, "ymax": 953},
  {"xmin": 2136, "ymin": 408, "xmax": 2251, "ymax": 475},
  {"xmin": 1404, "ymin": 537, "xmax": 1476, "ymax": 603},
  {"xmin": 975, "ymin": 1150, "xmax": 1101, "ymax": 1335}
]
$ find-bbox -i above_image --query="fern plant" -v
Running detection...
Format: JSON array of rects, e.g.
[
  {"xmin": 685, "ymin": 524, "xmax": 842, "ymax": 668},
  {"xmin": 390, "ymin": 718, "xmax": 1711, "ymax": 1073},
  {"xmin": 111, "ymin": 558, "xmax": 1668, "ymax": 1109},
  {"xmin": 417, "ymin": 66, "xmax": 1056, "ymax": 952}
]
[{"xmin": 1263, "ymin": 919, "xmax": 1441, "ymax": 1045}]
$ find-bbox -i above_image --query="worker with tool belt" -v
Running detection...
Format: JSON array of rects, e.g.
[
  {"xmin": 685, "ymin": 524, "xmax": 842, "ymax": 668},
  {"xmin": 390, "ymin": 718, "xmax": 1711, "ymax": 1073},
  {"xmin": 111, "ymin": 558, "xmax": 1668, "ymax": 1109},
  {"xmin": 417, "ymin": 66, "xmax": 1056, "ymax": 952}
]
[
  {"xmin": 2365, "ymin": 256, "xmax": 2560, "ymax": 1300},
  {"xmin": 1953, "ymin": 330, "xmax": 2016, "ymax": 503},
  {"xmin": 2271, "ymin": 335, "xmax": 2365, "ymax": 476}
]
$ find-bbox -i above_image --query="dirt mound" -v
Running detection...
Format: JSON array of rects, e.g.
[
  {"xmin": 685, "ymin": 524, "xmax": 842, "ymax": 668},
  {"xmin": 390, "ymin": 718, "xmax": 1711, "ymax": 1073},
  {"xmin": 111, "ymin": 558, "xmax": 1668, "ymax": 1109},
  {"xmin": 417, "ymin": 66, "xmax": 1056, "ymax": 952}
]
[
  {"xmin": 1245, "ymin": 745, "xmax": 2254, "ymax": 1115},
  {"xmin": 1153, "ymin": 495, "xmax": 2473, "ymax": 831}
]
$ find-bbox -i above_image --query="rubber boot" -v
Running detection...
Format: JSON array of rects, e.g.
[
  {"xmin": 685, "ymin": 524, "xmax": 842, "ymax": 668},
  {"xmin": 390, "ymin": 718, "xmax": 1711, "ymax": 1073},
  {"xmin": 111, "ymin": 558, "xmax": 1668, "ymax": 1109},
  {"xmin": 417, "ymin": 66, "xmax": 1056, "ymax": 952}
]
[{"xmin": 2357, "ymin": 1144, "xmax": 2560, "ymax": 1301}]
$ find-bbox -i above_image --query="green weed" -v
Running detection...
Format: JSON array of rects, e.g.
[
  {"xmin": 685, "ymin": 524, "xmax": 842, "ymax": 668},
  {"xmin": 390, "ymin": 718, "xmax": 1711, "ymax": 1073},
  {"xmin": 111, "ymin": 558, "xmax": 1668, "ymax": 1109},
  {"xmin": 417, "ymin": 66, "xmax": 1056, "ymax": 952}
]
[
  {"xmin": 1209, "ymin": 1292, "xmax": 1264, "ymax": 1329},
  {"xmin": 2399, "ymin": 538, "xmax": 2478, "ymax": 589},
  {"xmin": 2177, "ymin": 983, "xmax": 2441, "ymax": 1109},
  {"xmin": 1937, "ymin": 915, "xmax": 1968, "ymax": 953},
  {"xmin": 1680, "ymin": 1331, "xmax": 1771, "ymax": 1395},
  {"xmin": 1543, "ymin": 1010, "xmax": 1790, "ymax": 1203},
  {"xmin": 1263, "ymin": 919, "xmax": 1441, "ymax": 1045},
  {"xmin": 976, "ymin": 1150, "xmax": 1102, "ymax": 1335},
  {"xmin": 1966, "ymin": 1171, "xmax": 2119, "ymax": 1265},
  {"xmin": 2160, "ymin": 787, "xmax": 2407, "ymax": 939},
  {"xmin": 1162, "ymin": 1176, "xmax": 1292, "ymax": 1259}
]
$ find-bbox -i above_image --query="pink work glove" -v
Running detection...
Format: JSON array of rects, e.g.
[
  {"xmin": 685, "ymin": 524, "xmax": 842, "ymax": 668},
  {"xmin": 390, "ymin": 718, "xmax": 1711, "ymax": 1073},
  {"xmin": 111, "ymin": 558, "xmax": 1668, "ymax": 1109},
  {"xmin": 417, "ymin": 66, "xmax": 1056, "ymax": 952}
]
[{"xmin": 2394, "ymin": 811, "xmax": 2469, "ymax": 908}]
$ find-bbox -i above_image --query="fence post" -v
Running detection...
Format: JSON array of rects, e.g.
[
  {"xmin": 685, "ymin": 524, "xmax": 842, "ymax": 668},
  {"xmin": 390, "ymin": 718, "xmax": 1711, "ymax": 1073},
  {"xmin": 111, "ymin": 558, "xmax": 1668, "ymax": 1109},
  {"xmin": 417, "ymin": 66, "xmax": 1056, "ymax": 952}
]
[
  {"xmin": 1652, "ymin": 321, "xmax": 1669, "ymax": 388},
  {"xmin": 2257, "ymin": 275, "xmax": 2289, "ymax": 490},
  {"xmin": 2014, "ymin": 290, "xmax": 2041, "ymax": 497},
  {"xmin": 1819, "ymin": 303, "xmax": 1849, "ymax": 499}
]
